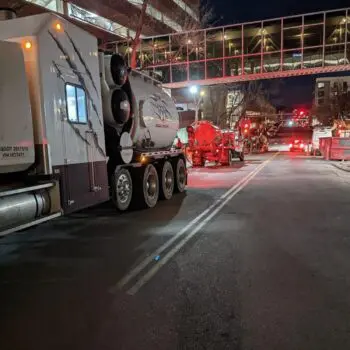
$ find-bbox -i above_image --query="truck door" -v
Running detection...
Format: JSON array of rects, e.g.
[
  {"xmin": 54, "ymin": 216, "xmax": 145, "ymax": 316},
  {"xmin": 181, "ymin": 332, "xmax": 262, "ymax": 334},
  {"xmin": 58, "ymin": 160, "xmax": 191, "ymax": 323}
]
[{"xmin": 59, "ymin": 80, "xmax": 107, "ymax": 213}]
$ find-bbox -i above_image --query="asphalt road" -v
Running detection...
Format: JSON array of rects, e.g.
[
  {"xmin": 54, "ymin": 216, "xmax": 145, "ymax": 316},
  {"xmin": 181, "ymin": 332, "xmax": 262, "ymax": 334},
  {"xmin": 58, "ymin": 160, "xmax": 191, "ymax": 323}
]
[{"xmin": 1, "ymin": 153, "xmax": 350, "ymax": 350}]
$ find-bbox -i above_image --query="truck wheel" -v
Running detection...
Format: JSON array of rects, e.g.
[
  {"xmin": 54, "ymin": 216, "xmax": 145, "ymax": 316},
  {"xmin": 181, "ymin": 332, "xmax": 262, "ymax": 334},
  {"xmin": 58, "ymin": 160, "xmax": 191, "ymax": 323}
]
[
  {"xmin": 174, "ymin": 157, "xmax": 186, "ymax": 193},
  {"xmin": 111, "ymin": 168, "xmax": 132, "ymax": 211},
  {"xmin": 139, "ymin": 164, "xmax": 159, "ymax": 208},
  {"xmin": 160, "ymin": 161, "xmax": 174, "ymax": 200},
  {"xmin": 228, "ymin": 150, "xmax": 234, "ymax": 166}
]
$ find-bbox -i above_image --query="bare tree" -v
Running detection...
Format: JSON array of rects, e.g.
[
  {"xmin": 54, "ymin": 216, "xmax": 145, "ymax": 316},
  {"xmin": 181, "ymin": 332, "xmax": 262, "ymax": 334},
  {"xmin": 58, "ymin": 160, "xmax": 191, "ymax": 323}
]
[
  {"xmin": 118, "ymin": 0, "xmax": 214, "ymax": 68},
  {"xmin": 203, "ymin": 81, "xmax": 275, "ymax": 128},
  {"xmin": 170, "ymin": 1, "xmax": 214, "ymax": 62},
  {"xmin": 204, "ymin": 85, "xmax": 229, "ymax": 127},
  {"xmin": 129, "ymin": 0, "xmax": 150, "ymax": 68}
]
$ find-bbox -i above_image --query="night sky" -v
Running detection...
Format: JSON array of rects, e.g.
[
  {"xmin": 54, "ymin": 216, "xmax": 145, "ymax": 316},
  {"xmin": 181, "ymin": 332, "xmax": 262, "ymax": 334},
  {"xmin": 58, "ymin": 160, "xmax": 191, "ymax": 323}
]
[{"xmin": 209, "ymin": 0, "xmax": 350, "ymax": 109}]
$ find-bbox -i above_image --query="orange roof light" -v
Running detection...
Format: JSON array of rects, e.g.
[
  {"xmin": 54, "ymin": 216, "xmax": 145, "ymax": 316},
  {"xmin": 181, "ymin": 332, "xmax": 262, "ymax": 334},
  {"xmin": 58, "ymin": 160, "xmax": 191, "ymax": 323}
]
[
  {"xmin": 24, "ymin": 41, "xmax": 32, "ymax": 50},
  {"xmin": 55, "ymin": 22, "xmax": 63, "ymax": 32}
]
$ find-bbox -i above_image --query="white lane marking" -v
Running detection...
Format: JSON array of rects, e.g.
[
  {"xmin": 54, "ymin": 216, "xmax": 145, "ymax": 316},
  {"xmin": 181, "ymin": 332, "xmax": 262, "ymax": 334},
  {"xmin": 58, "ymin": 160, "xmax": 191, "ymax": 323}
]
[
  {"xmin": 126, "ymin": 153, "xmax": 278, "ymax": 295},
  {"xmin": 111, "ymin": 153, "xmax": 278, "ymax": 294}
]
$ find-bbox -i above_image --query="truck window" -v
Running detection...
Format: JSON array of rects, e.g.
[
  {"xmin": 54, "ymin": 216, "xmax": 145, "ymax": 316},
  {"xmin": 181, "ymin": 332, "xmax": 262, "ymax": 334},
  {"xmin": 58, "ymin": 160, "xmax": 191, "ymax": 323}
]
[{"xmin": 65, "ymin": 83, "xmax": 88, "ymax": 124}]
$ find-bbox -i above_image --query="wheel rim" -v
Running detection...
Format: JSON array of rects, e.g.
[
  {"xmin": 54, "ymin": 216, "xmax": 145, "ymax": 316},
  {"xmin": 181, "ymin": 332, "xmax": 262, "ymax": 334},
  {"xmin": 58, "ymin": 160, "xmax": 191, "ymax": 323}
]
[
  {"xmin": 117, "ymin": 173, "xmax": 131, "ymax": 204},
  {"xmin": 146, "ymin": 172, "xmax": 157, "ymax": 199},
  {"xmin": 165, "ymin": 169, "xmax": 173, "ymax": 191},
  {"xmin": 177, "ymin": 162, "xmax": 186, "ymax": 188}
]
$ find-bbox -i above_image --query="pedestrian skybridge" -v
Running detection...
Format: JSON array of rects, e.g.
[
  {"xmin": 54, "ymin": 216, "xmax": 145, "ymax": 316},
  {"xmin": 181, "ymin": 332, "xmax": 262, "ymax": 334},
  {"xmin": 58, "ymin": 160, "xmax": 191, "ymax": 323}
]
[{"xmin": 118, "ymin": 8, "xmax": 350, "ymax": 88}]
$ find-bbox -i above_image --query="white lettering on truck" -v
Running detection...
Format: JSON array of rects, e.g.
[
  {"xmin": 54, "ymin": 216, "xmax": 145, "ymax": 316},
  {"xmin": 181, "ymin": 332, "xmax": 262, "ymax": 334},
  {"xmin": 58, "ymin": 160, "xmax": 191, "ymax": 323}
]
[{"xmin": 0, "ymin": 146, "xmax": 29, "ymax": 159}]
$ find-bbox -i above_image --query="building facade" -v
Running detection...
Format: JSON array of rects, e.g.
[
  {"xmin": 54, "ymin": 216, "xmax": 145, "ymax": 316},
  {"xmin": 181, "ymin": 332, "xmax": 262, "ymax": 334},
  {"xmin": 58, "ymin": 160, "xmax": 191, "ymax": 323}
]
[
  {"xmin": 2, "ymin": 0, "xmax": 200, "ymax": 43},
  {"xmin": 315, "ymin": 76, "xmax": 350, "ymax": 107}
]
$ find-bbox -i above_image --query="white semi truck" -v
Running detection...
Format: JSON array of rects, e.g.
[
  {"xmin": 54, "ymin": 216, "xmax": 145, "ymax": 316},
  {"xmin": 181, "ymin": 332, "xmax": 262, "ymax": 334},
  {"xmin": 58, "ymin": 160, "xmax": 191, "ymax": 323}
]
[{"xmin": 0, "ymin": 9, "xmax": 187, "ymax": 236}]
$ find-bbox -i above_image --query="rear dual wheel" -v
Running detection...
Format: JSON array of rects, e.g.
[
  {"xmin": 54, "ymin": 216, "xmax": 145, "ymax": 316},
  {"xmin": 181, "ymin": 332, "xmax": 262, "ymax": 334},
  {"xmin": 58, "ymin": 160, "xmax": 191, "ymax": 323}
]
[
  {"xmin": 174, "ymin": 157, "xmax": 186, "ymax": 193},
  {"xmin": 160, "ymin": 161, "xmax": 174, "ymax": 200},
  {"xmin": 111, "ymin": 157, "xmax": 186, "ymax": 211},
  {"xmin": 159, "ymin": 157, "xmax": 186, "ymax": 199},
  {"xmin": 112, "ymin": 165, "xmax": 159, "ymax": 210},
  {"xmin": 138, "ymin": 164, "xmax": 159, "ymax": 208},
  {"xmin": 111, "ymin": 168, "xmax": 133, "ymax": 211}
]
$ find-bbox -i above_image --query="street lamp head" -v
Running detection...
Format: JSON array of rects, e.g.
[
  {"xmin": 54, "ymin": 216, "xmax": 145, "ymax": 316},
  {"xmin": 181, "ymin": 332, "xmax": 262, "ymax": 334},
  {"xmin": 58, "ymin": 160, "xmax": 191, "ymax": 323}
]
[{"xmin": 189, "ymin": 85, "xmax": 198, "ymax": 94}]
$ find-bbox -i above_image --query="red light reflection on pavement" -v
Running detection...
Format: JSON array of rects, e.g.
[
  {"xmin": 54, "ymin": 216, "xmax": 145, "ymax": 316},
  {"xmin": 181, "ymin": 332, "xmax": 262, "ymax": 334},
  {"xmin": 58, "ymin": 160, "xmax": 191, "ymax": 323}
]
[{"xmin": 187, "ymin": 166, "xmax": 246, "ymax": 189}]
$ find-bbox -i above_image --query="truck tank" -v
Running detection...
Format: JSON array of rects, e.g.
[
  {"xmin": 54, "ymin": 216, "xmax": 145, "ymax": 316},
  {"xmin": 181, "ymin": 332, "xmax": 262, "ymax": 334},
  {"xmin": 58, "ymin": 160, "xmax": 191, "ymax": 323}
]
[
  {"xmin": 188, "ymin": 121, "xmax": 222, "ymax": 152},
  {"xmin": 100, "ymin": 53, "xmax": 179, "ymax": 167}
]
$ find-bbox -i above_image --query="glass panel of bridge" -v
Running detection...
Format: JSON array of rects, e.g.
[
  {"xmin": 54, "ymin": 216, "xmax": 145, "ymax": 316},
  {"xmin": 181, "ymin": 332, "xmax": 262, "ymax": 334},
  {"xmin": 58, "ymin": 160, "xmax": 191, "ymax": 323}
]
[
  {"xmin": 225, "ymin": 57, "xmax": 242, "ymax": 77},
  {"xmin": 263, "ymin": 52, "xmax": 281, "ymax": 72},
  {"xmin": 170, "ymin": 33, "xmax": 188, "ymax": 63},
  {"xmin": 154, "ymin": 66, "xmax": 171, "ymax": 83},
  {"xmin": 171, "ymin": 64, "xmax": 188, "ymax": 83},
  {"xmin": 262, "ymin": 20, "xmax": 281, "ymax": 52},
  {"xmin": 283, "ymin": 15, "xmax": 302, "ymax": 53},
  {"xmin": 224, "ymin": 25, "xmax": 242, "ymax": 57},
  {"xmin": 154, "ymin": 36, "xmax": 171, "ymax": 65},
  {"xmin": 283, "ymin": 15, "xmax": 302, "ymax": 28},
  {"xmin": 283, "ymin": 50, "xmax": 302, "ymax": 70},
  {"xmin": 303, "ymin": 47, "xmax": 323, "ymax": 68},
  {"xmin": 304, "ymin": 13, "xmax": 324, "ymax": 26},
  {"xmin": 206, "ymin": 28, "xmax": 224, "ymax": 59},
  {"xmin": 140, "ymin": 38, "xmax": 154, "ymax": 67},
  {"xmin": 189, "ymin": 62, "xmax": 205, "ymax": 80},
  {"xmin": 243, "ymin": 23, "xmax": 262, "ymax": 54},
  {"xmin": 188, "ymin": 31, "xmax": 205, "ymax": 61},
  {"xmin": 303, "ymin": 24, "xmax": 324, "ymax": 48},
  {"xmin": 244, "ymin": 55, "xmax": 261, "ymax": 74},
  {"xmin": 283, "ymin": 27, "xmax": 302, "ymax": 50},
  {"xmin": 325, "ymin": 10, "xmax": 347, "ymax": 45},
  {"xmin": 324, "ymin": 44, "xmax": 345, "ymax": 66},
  {"xmin": 207, "ymin": 60, "xmax": 224, "ymax": 79}
]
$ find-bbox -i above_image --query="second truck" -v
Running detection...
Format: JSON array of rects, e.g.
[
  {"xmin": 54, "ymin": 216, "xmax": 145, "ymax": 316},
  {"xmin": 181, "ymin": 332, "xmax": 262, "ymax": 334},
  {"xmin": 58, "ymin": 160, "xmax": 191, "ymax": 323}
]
[{"xmin": 0, "ymin": 10, "xmax": 187, "ymax": 236}]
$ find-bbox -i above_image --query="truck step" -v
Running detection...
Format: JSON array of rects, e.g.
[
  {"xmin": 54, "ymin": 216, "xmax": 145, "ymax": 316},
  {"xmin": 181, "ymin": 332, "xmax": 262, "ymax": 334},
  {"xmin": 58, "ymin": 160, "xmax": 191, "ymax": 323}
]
[{"xmin": 0, "ymin": 182, "xmax": 55, "ymax": 198}]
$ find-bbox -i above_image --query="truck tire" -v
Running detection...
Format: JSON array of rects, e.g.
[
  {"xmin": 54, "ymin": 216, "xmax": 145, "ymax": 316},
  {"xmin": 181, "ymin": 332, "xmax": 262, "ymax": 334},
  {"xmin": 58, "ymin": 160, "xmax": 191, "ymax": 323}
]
[
  {"xmin": 111, "ymin": 168, "xmax": 132, "ymax": 211},
  {"xmin": 160, "ymin": 161, "xmax": 174, "ymax": 200},
  {"xmin": 228, "ymin": 150, "xmax": 234, "ymax": 166},
  {"xmin": 174, "ymin": 157, "xmax": 186, "ymax": 193},
  {"xmin": 136, "ymin": 164, "xmax": 159, "ymax": 208}
]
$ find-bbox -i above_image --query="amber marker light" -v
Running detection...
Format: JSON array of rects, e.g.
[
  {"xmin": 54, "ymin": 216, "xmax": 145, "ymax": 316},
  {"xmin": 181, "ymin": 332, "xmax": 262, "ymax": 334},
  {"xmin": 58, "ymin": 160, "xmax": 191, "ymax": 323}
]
[
  {"xmin": 55, "ymin": 22, "xmax": 63, "ymax": 32},
  {"xmin": 24, "ymin": 41, "xmax": 32, "ymax": 50}
]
